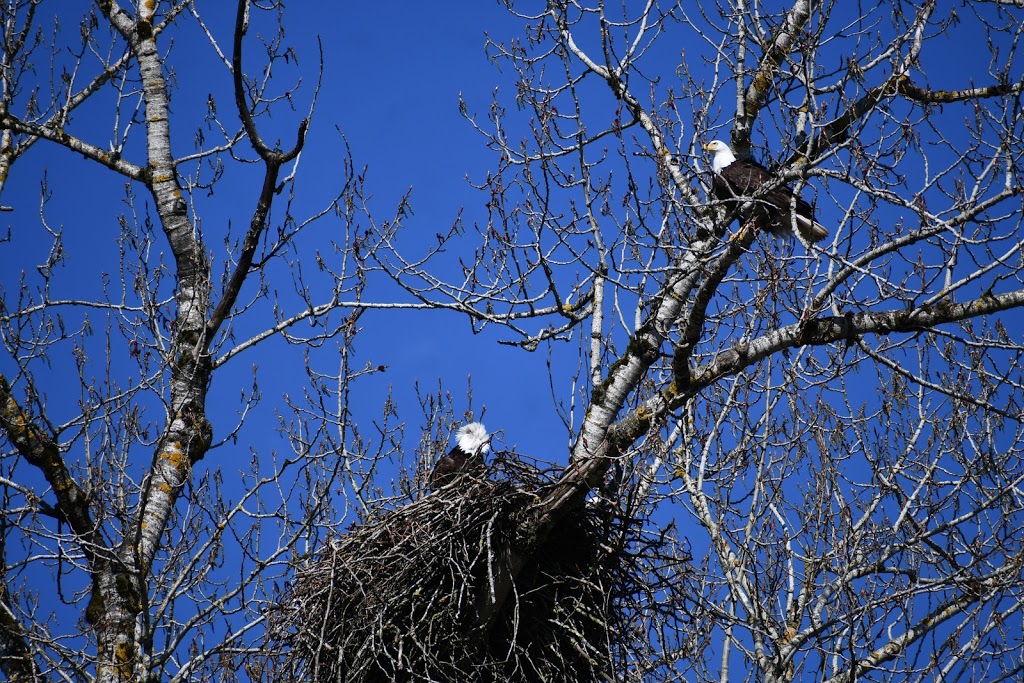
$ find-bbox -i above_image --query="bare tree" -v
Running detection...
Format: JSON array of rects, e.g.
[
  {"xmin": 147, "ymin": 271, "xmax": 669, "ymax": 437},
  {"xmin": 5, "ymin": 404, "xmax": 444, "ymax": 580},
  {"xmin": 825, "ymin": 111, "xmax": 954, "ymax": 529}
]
[
  {"xmin": 372, "ymin": 0, "xmax": 1024, "ymax": 680},
  {"xmin": 3, "ymin": 0, "xmax": 1024, "ymax": 682},
  {"xmin": 0, "ymin": 1, "xmax": 404, "ymax": 681}
]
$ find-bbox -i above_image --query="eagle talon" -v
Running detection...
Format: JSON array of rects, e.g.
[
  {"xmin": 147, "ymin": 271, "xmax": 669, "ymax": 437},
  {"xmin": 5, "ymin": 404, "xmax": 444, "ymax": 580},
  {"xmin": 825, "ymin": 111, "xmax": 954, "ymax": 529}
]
[{"xmin": 730, "ymin": 221, "xmax": 757, "ymax": 243}]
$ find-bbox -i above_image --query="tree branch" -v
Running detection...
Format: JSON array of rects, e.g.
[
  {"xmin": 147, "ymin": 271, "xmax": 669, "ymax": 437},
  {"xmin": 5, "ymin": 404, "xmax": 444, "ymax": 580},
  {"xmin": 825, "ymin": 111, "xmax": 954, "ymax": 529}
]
[
  {"xmin": 734, "ymin": 0, "xmax": 817, "ymax": 152},
  {"xmin": 0, "ymin": 374, "xmax": 97, "ymax": 541},
  {"xmin": 0, "ymin": 112, "xmax": 147, "ymax": 181},
  {"xmin": 694, "ymin": 287, "xmax": 1024, "ymax": 392},
  {"xmin": 0, "ymin": 526, "xmax": 42, "ymax": 683},
  {"xmin": 206, "ymin": 0, "xmax": 311, "ymax": 343},
  {"xmin": 896, "ymin": 72, "xmax": 1024, "ymax": 104}
]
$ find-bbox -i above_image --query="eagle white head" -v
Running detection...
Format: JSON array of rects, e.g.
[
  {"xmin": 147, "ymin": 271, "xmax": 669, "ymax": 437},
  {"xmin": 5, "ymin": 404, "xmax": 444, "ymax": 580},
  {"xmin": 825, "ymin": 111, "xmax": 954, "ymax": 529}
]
[
  {"xmin": 704, "ymin": 140, "xmax": 737, "ymax": 173},
  {"xmin": 456, "ymin": 422, "xmax": 490, "ymax": 456}
]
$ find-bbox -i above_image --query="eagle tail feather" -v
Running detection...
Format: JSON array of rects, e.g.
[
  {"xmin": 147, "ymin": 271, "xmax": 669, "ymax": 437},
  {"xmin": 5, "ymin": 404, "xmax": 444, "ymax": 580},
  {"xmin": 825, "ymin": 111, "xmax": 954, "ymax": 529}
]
[{"xmin": 795, "ymin": 215, "xmax": 829, "ymax": 243}]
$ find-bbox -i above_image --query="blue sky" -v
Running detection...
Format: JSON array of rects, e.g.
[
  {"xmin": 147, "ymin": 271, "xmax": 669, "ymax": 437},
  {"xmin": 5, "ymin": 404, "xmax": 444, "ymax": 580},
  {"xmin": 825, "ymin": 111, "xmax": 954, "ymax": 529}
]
[
  {"xmin": 4, "ymin": 2, "xmax": 567, "ymax": 464},
  {"xmin": 4, "ymin": 1, "xmax": 1022, "ymax": 678},
  {"xmin": 7, "ymin": 1, "xmax": 1008, "ymax": 469},
  {"xmin": 262, "ymin": 2, "xmax": 567, "ymax": 453}
]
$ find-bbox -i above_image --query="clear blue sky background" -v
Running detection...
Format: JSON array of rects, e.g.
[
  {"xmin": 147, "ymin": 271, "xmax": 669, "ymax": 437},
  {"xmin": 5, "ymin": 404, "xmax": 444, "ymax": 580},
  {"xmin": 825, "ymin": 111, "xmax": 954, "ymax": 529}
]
[
  {"xmin": 5, "ymin": 0, "xmax": 1013, "ymax": 537},
  {"xmin": 294, "ymin": 2, "xmax": 576, "ymax": 458},
  {"xmin": 5, "ymin": 1, "xmax": 1000, "ymax": 470},
  {"xmin": 5, "ymin": 1, "xmax": 571, "ymax": 470},
  {"xmin": 2, "ymin": 1, "xmax": 1018, "ymax": 675}
]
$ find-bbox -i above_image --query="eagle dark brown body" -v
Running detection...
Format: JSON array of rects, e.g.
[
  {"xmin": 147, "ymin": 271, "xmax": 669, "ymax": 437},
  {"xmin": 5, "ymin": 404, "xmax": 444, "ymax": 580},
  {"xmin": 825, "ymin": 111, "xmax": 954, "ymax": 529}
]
[{"xmin": 705, "ymin": 140, "xmax": 829, "ymax": 243}]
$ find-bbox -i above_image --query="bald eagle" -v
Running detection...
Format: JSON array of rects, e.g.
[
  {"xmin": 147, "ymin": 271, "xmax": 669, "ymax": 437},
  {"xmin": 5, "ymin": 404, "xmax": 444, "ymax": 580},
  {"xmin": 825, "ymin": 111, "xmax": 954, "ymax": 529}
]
[
  {"xmin": 430, "ymin": 422, "xmax": 490, "ymax": 489},
  {"xmin": 704, "ymin": 140, "xmax": 828, "ymax": 243}
]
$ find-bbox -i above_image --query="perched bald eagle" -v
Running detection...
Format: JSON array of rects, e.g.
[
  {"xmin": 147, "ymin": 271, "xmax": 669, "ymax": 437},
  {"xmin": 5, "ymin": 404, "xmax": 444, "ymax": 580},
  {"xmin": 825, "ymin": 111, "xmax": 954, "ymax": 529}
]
[
  {"xmin": 430, "ymin": 422, "xmax": 490, "ymax": 489},
  {"xmin": 704, "ymin": 140, "xmax": 828, "ymax": 243}
]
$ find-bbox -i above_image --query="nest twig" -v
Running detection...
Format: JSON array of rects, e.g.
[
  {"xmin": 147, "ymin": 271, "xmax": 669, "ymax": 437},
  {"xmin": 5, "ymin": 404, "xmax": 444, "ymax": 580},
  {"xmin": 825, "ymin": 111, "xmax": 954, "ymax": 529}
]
[{"xmin": 261, "ymin": 455, "xmax": 627, "ymax": 682}]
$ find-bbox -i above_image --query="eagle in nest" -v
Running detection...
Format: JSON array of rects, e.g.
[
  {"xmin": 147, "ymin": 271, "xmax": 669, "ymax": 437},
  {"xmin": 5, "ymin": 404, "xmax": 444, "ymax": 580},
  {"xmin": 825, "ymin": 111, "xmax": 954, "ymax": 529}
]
[
  {"xmin": 430, "ymin": 422, "xmax": 491, "ymax": 489},
  {"xmin": 704, "ymin": 140, "xmax": 828, "ymax": 243}
]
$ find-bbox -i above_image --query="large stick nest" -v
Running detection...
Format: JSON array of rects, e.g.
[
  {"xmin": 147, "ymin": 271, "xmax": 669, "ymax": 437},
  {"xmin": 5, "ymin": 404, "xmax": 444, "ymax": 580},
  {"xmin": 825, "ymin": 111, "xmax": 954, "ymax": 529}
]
[{"xmin": 265, "ymin": 456, "xmax": 630, "ymax": 682}]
